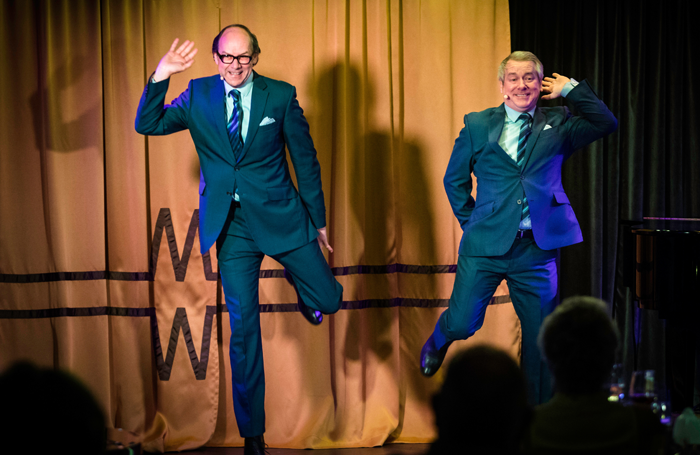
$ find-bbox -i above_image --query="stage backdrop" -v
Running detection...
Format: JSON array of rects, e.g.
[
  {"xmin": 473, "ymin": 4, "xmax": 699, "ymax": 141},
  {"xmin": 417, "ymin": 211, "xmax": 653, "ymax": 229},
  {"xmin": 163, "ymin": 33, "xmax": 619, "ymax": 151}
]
[{"xmin": 0, "ymin": 0, "xmax": 513, "ymax": 451}]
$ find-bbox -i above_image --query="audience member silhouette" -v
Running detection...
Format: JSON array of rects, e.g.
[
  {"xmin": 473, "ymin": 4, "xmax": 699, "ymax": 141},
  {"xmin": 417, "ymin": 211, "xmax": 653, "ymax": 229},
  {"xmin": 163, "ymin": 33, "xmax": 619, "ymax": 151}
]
[
  {"xmin": 523, "ymin": 296, "xmax": 665, "ymax": 454},
  {"xmin": 429, "ymin": 345, "xmax": 531, "ymax": 455},
  {"xmin": 0, "ymin": 361, "xmax": 106, "ymax": 455}
]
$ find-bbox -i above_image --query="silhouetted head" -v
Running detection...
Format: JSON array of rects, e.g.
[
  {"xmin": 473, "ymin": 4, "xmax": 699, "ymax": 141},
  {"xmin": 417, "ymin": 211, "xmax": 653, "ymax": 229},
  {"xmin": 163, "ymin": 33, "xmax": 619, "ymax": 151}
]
[
  {"xmin": 0, "ymin": 361, "xmax": 106, "ymax": 454},
  {"xmin": 538, "ymin": 296, "xmax": 620, "ymax": 395},
  {"xmin": 431, "ymin": 345, "xmax": 530, "ymax": 454}
]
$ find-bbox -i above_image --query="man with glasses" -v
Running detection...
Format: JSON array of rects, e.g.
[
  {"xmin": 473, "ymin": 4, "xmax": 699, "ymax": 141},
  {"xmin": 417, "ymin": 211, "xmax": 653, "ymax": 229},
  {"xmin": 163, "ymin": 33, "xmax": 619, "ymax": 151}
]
[{"xmin": 135, "ymin": 24, "xmax": 342, "ymax": 454}]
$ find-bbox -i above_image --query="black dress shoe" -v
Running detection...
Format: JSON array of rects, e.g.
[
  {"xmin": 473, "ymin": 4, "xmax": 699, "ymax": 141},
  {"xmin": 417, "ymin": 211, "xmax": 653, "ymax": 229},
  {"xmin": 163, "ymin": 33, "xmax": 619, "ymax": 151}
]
[
  {"xmin": 420, "ymin": 334, "xmax": 452, "ymax": 377},
  {"xmin": 244, "ymin": 435, "xmax": 267, "ymax": 455},
  {"xmin": 298, "ymin": 298, "xmax": 323, "ymax": 325},
  {"xmin": 284, "ymin": 269, "xmax": 323, "ymax": 325}
]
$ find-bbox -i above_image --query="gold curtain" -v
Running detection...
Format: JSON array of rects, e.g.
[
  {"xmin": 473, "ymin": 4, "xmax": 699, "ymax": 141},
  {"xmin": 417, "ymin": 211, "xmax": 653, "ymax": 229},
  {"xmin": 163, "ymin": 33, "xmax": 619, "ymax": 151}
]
[{"xmin": 0, "ymin": 0, "xmax": 514, "ymax": 451}]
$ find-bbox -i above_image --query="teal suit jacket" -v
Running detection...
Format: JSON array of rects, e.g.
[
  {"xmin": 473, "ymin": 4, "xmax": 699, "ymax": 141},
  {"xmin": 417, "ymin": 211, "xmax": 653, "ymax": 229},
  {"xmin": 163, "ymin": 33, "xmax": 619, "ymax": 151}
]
[
  {"xmin": 444, "ymin": 80, "xmax": 617, "ymax": 256},
  {"xmin": 135, "ymin": 72, "xmax": 325, "ymax": 255}
]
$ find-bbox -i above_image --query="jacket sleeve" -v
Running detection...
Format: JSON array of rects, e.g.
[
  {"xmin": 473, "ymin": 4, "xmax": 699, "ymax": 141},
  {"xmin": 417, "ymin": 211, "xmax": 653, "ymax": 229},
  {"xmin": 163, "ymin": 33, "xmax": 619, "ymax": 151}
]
[
  {"xmin": 134, "ymin": 77, "xmax": 191, "ymax": 136},
  {"xmin": 444, "ymin": 115, "xmax": 476, "ymax": 229},
  {"xmin": 282, "ymin": 86, "xmax": 327, "ymax": 229},
  {"xmin": 562, "ymin": 79, "xmax": 618, "ymax": 157}
]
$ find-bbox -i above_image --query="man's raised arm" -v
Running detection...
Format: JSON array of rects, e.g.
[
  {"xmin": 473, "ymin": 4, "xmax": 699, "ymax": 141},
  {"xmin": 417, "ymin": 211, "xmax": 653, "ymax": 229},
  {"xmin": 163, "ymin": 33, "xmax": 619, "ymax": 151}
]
[
  {"xmin": 152, "ymin": 38, "xmax": 198, "ymax": 83},
  {"xmin": 135, "ymin": 39, "xmax": 198, "ymax": 136}
]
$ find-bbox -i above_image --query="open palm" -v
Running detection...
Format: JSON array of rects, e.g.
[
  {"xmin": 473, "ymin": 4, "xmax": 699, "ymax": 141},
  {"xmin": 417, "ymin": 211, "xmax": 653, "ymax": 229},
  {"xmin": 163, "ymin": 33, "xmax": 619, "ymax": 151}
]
[{"xmin": 154, "ymin": 38, "xmax": 198, "ymax": 81}]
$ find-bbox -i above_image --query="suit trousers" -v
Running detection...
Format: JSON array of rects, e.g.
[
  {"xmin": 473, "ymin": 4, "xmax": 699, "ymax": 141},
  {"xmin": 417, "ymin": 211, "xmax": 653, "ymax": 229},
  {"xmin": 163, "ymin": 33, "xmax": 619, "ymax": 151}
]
[
  {"xmin": 216, "ymin": 202, "xmax": 343, "ymax": 437},
  {"xmin": 432, "ymin": 236, "xmax": 558, "ymax": 405}
]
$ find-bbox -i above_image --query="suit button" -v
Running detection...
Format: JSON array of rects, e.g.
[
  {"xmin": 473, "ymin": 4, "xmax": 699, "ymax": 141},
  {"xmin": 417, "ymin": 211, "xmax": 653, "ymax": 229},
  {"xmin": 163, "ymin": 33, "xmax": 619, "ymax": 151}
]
[
  {"xmin": 520, "ymin": 175, "xmax": 525, "ymax": 180},
  {"xmin": 234, "ymin": 167, "xmax": 239, "ymax": 171},
  {"xmin": 517, "ymin": 199, "xmax": 522, "ymax": 205}
]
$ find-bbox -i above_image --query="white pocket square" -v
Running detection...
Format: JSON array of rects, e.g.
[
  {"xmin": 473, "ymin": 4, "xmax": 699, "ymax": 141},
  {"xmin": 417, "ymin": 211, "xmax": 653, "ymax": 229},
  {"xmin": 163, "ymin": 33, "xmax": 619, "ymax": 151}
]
[
  {"xmin": 260, "ymin": 117, "xmax": 276, "ymax": 126},
  {"xmin": 543, "ymin": 124, "xmax": 552, "ymax": 130}
]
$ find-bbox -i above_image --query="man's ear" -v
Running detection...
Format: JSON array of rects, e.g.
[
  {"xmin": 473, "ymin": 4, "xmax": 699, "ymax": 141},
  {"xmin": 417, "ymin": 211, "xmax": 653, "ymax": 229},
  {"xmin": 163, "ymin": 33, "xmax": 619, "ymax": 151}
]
[{"xmin": 251, "ymin": 54, "xmax": 259, "ymax": 67}]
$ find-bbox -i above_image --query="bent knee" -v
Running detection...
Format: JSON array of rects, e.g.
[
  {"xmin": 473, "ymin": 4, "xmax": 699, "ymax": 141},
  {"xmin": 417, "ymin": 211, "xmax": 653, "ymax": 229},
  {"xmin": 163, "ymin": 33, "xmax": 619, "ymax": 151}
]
[
  {"xmin": 443, "ymin": 325, "xmax": 474, "ymax": 342},
  {"xmin": 441, "ymin": 315, "xmax": 480, "ymax": 342},
  {"xmin": 319, "ymin": 284, "xmax": 343, "ymax": 314}
]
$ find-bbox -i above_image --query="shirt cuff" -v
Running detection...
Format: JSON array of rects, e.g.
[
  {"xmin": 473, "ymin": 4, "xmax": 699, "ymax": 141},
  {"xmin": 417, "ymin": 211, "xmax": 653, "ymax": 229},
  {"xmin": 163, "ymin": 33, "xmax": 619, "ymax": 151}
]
[{"xmin": 561, "ymin": 78, "xmax": 579, "ymax": 98}]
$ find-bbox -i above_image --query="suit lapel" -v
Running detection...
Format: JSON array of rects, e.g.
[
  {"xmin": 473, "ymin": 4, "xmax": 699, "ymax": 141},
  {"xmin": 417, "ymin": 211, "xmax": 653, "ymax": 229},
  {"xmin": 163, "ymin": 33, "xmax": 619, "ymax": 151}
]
[
  {"xmin": 208, "ymin": 78, "xmax": 236, "ymax": 166},
  {"xmin": 488, "ymin": 105, "xmax": 519, "ymax": 169},
  {"xmin": 522, "ymin": 108, "xmax": 546, "ymax": 169},
  {"xmin": 238, "ymin": 72, "xmax": 268, "ymax": 164}
]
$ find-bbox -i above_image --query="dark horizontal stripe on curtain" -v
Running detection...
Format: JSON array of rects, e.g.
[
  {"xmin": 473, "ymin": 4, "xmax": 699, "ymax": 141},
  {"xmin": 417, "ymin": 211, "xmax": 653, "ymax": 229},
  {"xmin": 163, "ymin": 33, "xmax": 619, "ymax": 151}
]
[
  {"xmin": 0, "ymin": 306, "xmax": 156, "ymax": 319},
  {"xmin": 0, "ymin": 295, "xmax": 512, "ymax": 319},
  {"xmin": 0, "ymin": 263, "xmax": 459, "ymax": 283},
  {"xmin": 0, "ymin": 271, "xmax": 152, "ymax": 283}
]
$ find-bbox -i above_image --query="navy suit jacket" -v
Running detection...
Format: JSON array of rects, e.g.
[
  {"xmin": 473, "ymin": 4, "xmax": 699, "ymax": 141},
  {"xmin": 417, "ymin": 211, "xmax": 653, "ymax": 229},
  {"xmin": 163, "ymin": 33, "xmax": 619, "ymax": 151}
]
[
  {"xmin": 135, "ymin": 72, "xmax": 325, "ymax": 256},
  {"xmin": 444, "ymin": 80, "xmax": 617, "ymax": 257}
]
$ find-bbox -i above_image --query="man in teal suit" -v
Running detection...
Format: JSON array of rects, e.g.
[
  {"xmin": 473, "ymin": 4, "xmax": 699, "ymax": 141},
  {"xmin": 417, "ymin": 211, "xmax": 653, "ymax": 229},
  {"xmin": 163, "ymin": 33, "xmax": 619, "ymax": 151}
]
[
  {"xmin": 420, "ymin": 51, "xmax": 617, "ymax": 405},
  {"xmin": 135, "ymin": 25, "xmax": 343, "ymax": 454}
]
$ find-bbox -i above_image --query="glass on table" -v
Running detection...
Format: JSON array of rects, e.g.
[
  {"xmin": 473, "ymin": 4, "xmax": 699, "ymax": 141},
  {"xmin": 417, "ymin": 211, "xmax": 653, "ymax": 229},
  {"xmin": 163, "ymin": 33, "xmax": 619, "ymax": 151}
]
[
  {"xmin": 629, "ymin": 369, "xmax": 657, "ymax": 405},
  {"xmin": 608, "ymin": 363, "xmax": 625, "ymax": 402}
]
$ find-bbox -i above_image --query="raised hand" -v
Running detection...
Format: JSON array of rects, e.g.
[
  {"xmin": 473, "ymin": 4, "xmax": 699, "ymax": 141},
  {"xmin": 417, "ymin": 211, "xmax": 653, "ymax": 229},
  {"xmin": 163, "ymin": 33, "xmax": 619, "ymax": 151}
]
[
  {"xmin": 541, "ymin": 72, "xmax": 571, "ymax": 100},
  {"xmin": 153, "ymin": 38, "xmax": 198, "ymax": 82}
]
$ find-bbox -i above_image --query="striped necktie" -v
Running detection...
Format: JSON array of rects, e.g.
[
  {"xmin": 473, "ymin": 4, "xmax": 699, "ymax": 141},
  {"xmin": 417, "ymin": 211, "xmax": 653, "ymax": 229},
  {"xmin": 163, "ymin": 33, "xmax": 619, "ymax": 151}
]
[
  {"xmin": 227, "ymin": 89, "xmax": 243, "ymax": 160},
  {"xmin": 517, "ymin": 113, "xmax": 532, "ymax": 223}
]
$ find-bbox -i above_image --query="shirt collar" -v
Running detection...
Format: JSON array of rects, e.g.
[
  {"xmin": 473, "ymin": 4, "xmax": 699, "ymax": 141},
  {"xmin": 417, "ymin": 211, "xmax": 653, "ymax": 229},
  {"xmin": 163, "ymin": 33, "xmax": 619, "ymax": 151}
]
[
  {"xmin": 504, "ymin": 103, "xmax": 536, "ymax": 123},
  {"xmin": 223, "ymin": 72, "xmax": 255, "ymax": 98}
]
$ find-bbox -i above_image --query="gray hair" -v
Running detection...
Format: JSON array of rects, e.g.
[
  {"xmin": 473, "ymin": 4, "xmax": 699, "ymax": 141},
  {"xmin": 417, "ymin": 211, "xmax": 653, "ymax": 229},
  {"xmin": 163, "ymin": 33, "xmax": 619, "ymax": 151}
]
[{"xmin": 498, "ymin": 51, "xmax": 543, "ymax": 82}]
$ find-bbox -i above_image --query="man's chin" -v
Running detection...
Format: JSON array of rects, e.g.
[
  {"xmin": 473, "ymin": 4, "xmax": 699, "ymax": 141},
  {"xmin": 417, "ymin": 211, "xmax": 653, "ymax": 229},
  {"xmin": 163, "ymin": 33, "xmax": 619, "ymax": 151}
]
[
  {"xmin": 514, "ymin": 99, "xmax": 536, "ymax": 111},
  {"xmin": 225, "ymin": 73, "xmax": 251, "ymax": 88},
  {"xmin": 225, "ymin": 77, "xmax": 243, "ymax": 87}
]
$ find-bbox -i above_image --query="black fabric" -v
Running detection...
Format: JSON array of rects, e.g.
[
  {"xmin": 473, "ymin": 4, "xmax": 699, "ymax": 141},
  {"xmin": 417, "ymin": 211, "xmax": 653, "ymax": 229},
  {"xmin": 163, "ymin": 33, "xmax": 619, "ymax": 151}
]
[{"xmin": 510, "ymin": 0, "xmax": 700, "ymax": 408}]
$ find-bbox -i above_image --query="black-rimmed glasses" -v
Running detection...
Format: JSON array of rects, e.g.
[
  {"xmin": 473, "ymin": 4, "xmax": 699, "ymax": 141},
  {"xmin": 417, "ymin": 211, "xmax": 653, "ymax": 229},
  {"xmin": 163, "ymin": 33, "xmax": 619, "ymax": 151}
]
[{"xmin": 217, "ymin": 53, "xmax": 253, "ymax": 65}]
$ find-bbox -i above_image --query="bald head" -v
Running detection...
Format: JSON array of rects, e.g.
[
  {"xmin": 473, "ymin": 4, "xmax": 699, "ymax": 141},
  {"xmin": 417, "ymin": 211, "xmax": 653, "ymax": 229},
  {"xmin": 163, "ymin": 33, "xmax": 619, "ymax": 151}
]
[
  {"xmin": 212, "ymin": 24, "xmax": 260, "ymax": 88},
  {"xmin": 212, "ymin": 24, "xmax": 260, "ymax": 57}
]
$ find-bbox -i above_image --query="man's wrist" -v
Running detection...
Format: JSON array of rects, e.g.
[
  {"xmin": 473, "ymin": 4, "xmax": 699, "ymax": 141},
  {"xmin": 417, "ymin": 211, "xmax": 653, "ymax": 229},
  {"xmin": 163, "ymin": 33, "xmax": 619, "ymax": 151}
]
[
  {"xmin": 561, "ymin": 78, "xmax": 579, "ymax": 98},
  {"xmin": 151, "ymin": 69, "xmax": 171, "ymax": 84}
]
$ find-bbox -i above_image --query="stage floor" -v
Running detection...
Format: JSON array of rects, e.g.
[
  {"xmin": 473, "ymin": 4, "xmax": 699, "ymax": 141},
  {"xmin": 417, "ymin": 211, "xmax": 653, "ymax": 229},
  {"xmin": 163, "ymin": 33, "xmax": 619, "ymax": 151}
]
[{"xmin": 158, "ymin": 443, "xmax": 431, "ymax": 454}]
